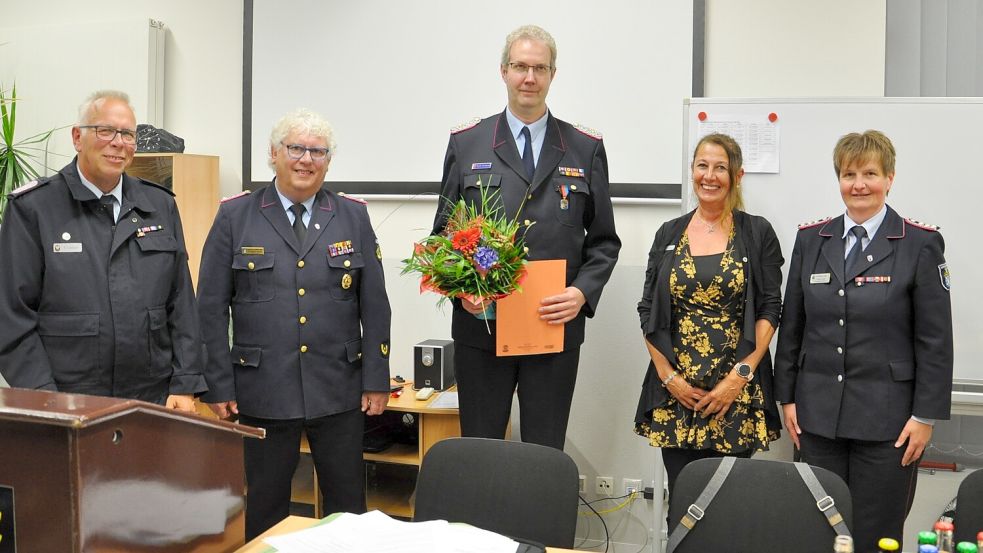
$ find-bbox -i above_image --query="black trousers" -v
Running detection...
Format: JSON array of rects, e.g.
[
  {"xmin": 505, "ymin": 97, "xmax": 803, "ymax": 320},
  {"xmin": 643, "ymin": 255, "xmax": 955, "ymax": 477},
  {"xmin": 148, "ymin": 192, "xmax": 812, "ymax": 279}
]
[
  {"xmin": 799, "ymin": 431, "xmax": 919, "ymax": 553},
  {"xmin": 239, "ymin": 408, "xmax": 366, "ymax": 539},
  {"xmin": 455, "ymin": 343, "xmax": 580, "ymax": 450}
]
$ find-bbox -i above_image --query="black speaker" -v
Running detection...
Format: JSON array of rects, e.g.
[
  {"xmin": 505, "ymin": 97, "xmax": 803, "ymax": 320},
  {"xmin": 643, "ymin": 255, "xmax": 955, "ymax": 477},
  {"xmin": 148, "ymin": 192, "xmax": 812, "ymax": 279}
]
[{"xmin": 413, "ymin": 339, "xmax": 455, "ymax": 391}]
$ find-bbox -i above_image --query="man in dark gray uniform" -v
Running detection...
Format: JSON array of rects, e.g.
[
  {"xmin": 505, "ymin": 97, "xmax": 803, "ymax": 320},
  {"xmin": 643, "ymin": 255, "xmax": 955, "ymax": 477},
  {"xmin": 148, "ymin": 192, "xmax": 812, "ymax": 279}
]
[
  {"xmin": 197, "ymin": 108, "xmax": 392, "ymax": 539},
  {"xmin": 432, "ymin": 25, "xmax": 621, "ymax": 450},
  {"xmin": 0, "ymin": 90, "xmax": 205, "ymax": 409}
]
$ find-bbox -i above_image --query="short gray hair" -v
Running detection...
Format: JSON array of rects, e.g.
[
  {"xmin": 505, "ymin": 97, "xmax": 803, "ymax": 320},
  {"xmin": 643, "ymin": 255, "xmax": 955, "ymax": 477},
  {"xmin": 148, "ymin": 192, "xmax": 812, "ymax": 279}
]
[
  {"xmin": 500, "ymin": 25, "xmax": 557, "ymax": 68},
  {"xmin": 268, "ymin": 108, "xmax": 337, "ymax": 170},
  {"xmin": 78, "ymin": 90, "xmax": 134, "ymax": 126}
]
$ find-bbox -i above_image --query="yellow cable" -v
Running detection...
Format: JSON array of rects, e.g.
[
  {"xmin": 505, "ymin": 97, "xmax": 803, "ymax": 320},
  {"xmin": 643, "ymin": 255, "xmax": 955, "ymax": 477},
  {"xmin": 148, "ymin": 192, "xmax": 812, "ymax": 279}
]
[{"xmin": 579, "ymin": 491, "xmax": 638, "ymax": 516}]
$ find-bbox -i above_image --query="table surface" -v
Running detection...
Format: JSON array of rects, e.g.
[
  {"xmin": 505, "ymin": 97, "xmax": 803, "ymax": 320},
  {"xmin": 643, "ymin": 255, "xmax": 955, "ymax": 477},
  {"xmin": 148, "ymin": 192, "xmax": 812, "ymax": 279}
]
[{"xmin": 235, "ymin": 515, "xmax": 581, "ymax": 553}]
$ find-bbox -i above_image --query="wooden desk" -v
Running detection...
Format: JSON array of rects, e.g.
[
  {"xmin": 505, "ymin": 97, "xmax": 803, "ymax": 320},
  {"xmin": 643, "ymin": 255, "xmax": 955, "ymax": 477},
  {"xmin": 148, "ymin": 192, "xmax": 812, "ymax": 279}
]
[
  {"xmin": 236, "ymin": 516, "xmax": 579, "ymax": 553},
  {"xmin": 293, "ymin": 381, "xmax": 465, "ymax": 518}
]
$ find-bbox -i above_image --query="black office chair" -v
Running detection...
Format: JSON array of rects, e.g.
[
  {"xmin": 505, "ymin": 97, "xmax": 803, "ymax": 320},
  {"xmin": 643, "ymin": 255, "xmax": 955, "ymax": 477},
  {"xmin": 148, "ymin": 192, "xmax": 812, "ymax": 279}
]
[
  {"xmin": 954, "ymin": 469, "xmax": 983, "ymax": 543},
  {"xmin": 667, "ymin": 457, "xmax": 853, "ymax": 553},
  {"xmin": 413, "ymin": 437, "xmax": 579, "ymax": 548}
]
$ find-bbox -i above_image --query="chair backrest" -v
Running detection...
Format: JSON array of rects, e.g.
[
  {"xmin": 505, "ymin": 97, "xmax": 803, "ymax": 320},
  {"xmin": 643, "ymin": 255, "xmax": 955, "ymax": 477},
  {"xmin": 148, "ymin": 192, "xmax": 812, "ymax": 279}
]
[
  {"xmin": 413, "ymin": 437, "xmax": 579, "ymax": 548},
  {"xmin": 668, "ymin": 457, "xmax": 853, "ymax": 553},
  {"xmin": 954, "ymin": 469, "xmax": 983, "ymax": 543}
]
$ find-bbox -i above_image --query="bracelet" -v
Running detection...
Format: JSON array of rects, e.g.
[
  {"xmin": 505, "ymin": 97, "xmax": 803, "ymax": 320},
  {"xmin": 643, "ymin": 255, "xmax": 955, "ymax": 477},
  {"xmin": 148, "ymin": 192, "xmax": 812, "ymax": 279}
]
[{"xmin": 661, "ymin": 371, "xmax": 678, "ymax": 387}]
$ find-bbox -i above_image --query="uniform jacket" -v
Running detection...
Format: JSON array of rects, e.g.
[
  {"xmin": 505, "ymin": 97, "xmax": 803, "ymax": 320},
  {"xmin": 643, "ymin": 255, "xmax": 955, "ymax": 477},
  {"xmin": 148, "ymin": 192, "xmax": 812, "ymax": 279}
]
[
  {"xmin": 197, "ymin": 184, "xmax": 391, "ymax": 420},
  {"xmin": 431, "ymin": 110, "xmax": 621, "ymax": 352},
  {"xmin": 634, "ymin": 210, "xmax": 784, "ymax": 431},
  {"xmin": 774, "ymin": 206, "xmax": 953, "ymax": 441},
  {"xmin": 0, "ymin": 160, "xmax": 206, "ymax": 403}
]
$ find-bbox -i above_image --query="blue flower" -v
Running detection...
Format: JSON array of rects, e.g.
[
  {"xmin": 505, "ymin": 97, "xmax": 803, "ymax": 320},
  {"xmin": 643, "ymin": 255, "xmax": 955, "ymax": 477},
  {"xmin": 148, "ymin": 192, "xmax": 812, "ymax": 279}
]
[{"xmin": 474, "ymin": 246, "xmax": 499, "ymax": 271}]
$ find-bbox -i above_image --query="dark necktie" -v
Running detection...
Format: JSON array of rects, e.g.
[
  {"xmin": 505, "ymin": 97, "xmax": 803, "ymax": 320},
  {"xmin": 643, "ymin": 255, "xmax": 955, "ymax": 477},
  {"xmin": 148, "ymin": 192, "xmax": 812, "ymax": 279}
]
[
  {"xmin": 844, "ymin": 225, "xmax": 868, "ymax": 275},
  {"xmin": 99, "ymin": 194, "xmax": 116, "ymax": 224},
  {"xmin": 520, "ymin": 126, "xmax": 535, "ymax": 180},
  {"xmin": 290, "ymin": 203, "xmax": 307, "ymax": 244}
]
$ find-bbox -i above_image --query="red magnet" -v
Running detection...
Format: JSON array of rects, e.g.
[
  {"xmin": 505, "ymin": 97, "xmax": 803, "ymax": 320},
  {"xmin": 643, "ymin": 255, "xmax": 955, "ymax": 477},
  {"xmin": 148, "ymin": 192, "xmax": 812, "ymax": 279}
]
[
  {"xmin": 768, "ymin": 112, "xmax": 778, "ymax": 122},
  {"xmin": 698, "ymin": 111, "xmax": 707, "ymax": 121}
]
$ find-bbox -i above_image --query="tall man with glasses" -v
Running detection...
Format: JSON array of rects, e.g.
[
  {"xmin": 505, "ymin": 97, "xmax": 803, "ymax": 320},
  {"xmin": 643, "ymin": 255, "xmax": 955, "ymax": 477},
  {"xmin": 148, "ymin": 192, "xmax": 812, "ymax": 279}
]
[
  {"xmin": 0, "ymin": 90, "xmax": 205, "ymax": 409},
  {"xmin": 197, "ymin": 108, "xmax": 391, "ymax": 538},
  {"xmin": 432, "ymin": 25, "xmax": 620, "ymax": 450}
]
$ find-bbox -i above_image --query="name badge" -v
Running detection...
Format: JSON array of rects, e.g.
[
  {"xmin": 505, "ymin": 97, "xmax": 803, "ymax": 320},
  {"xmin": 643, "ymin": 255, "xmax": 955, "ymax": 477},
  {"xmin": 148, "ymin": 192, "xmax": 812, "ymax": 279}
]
[
  {"xmin": 665, "ymin": 245, "xmax": 676, "ymax": 251},
  {"xmin": 241, "ymin": 247, "xmax": 265, "ymax": 255},
  {"xmin": 53, "ymin": 243, "xmax": 82, "ymax": 253},
  {"xmin": 809, "ymin": 273, "xmax": 831, "ymax": 284}
]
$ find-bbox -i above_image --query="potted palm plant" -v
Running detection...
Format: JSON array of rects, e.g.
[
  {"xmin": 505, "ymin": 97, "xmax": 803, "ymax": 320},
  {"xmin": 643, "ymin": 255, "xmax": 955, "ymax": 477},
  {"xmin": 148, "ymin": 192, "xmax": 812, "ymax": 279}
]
[{"xmin": 0, "ymin": 84, "xmax": 59, "ymax": 224}]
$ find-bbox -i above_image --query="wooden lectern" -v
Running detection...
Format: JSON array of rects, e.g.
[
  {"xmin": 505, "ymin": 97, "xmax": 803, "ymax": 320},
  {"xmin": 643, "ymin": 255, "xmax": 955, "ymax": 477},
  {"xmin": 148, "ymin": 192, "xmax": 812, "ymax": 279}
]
[{"xmin": 0, "ymin": 388, "xmax": 264, "ymax": 552}]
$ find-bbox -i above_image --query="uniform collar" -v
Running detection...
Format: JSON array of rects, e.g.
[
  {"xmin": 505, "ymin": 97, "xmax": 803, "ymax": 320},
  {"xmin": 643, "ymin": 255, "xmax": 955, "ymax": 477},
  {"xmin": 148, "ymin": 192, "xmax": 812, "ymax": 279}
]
[
  {"xmin": 75, "ymin": 161, "xmax": 123, "ymax": 205},
  {"xmin": 273, "ymin": 181, "xmax": 317, "ymax": 217},
  {"xmin": 504, "ymin": 107, "xmax": 548, "ymax": 143},
  {"xmin": 842, "ymin": 204, "xmax": 888, "ymax": 240}
]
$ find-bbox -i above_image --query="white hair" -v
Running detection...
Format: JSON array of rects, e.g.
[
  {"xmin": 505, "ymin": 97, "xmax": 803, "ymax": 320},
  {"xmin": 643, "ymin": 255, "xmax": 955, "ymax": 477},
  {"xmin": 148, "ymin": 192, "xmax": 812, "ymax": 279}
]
[
  {"xmin": 268, "ymin": 108, "xmax": 337, "ymax": 170},
  {"xmin": 500, "ymin": 25, "xmax": 557, "ymax": 68},
  {"xmin": 78, "ymin": 90, "xmax": 134, "ymax": 125}
]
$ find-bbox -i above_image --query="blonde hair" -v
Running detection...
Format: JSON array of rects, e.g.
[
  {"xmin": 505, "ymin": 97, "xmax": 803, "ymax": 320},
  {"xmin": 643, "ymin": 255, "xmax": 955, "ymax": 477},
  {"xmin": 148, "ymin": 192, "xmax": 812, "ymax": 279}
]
[
  {"xmin": 692, "ymin": 133, "xmax": 745, "ymax": 213},
  {"xmin": 500, "ymin": 25, "xmax": 557, "ymax": 68},
  {"xmin": 268, "ymin": 108, "xmax": 337, "ymax": 170},
  {"xmin": 833, "ymin": 130, "xmax": 896, "ymax": 176}
]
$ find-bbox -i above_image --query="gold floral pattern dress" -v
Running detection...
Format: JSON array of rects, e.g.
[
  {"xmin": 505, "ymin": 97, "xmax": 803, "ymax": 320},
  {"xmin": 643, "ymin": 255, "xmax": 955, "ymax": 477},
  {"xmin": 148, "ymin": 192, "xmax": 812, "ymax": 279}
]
[{"xmin": 635, "ymin": 229, "xmax": 778, "ymax": 453}]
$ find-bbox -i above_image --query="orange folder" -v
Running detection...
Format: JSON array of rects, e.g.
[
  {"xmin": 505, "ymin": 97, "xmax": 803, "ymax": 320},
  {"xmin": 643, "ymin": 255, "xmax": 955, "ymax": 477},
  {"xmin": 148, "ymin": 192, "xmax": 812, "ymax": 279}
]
[{"xmin": 496, "ymin": 259, "xmax": 566, "ymax": 356}]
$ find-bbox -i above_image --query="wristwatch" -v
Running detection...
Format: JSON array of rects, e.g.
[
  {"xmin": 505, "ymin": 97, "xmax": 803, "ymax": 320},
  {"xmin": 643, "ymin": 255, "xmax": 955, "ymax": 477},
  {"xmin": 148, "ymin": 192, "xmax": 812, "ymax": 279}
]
[{"xmin": 734, "ymin": 362, "xmax": 754, "ymax": 381}]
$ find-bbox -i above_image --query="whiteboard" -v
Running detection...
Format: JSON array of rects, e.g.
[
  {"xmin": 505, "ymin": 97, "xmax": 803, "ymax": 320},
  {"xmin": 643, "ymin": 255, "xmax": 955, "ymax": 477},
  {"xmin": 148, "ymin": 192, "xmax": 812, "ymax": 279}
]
[
  {"xmin": 683, "ymin": 98, "xmax": 982, "ymax": 384},
  {"xmin": 250, "ymin": 0, "xmax": 693, "ymax": 185}
]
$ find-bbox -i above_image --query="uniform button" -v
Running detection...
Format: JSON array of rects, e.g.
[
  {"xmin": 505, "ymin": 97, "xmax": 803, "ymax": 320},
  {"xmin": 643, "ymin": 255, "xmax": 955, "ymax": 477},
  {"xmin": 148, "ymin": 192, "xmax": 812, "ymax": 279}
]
[
  {"xmin": 838, "ymin": 289, "xmax": 844, "ymax": 297},
  {"xmin": 523, "ymin": 219, "xmax": 531, "ymax": 226},
  {"xmin": 344, "ymin": 259, "xmax": 351, "ymax": 268},
  {"xmin": 570, "ymin": 185, "xmax": 578, "ymax": 191},
  {"xmin": 297, "ymin": 260, "xmax": 305, "ymax": 268},
  {"xmin": 837, "ymin": 375, "xmax": 843, "ymax": 382},
  {"xmin": 299, "ymin": 316, "xmax": 307, "ymax": 324},
  {"xmin": 300, "ymin": 345, "xmax": 308, "ymax": 353},
  {"xmin": 839, "ymin": 319, "xmax": 844, "ymax": 326},
  {"xmin": 298, "ymin": 288, "xmax": 306, "ymax": 296},
  {"xmin": 239, "ymin": 357, "xmax": 246, "ymax": 364},
  {"xmin": 247, "ymin": 262, "xmax": 255, "ymax": 270},
  {"xmin": 357, "ymin": 352, "xmax": 363, "ymax": 359},
  {"xmin": 523, "ymin": 246, "xmax": 529, "ymax": 253},
  {"xmin": 527, "ymin": 194, "xmax": 533, "ymax": 200},
  {"xmin": 836, "ymin": 347, "xmax": 843, "ymax": 354}
]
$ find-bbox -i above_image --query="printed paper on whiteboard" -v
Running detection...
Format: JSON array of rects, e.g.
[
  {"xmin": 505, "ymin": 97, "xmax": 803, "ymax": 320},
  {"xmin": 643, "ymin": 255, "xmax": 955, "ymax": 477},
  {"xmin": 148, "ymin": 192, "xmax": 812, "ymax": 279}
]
[{"xmin": 691, "ymin": 112, "xmax": 780, "ymax": 173}]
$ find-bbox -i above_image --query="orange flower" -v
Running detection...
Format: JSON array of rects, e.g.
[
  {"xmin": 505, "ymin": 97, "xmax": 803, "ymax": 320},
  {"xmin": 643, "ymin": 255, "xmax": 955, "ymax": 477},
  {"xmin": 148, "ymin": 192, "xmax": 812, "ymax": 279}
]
[{"xmin": 451, "ymin": 227, "xmax": 481, "ymax": 254}]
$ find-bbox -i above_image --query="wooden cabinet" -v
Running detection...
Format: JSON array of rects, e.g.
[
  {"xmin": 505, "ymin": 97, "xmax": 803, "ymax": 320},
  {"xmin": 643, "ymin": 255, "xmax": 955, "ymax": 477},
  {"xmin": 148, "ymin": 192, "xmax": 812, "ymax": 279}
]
[
  {"xmin": 293, "ymin": 381, "xmax": 462, "ymax": 519},
  {"xmin": 127, "ymin": 153, "xmax": 219, "ymax": 287}
]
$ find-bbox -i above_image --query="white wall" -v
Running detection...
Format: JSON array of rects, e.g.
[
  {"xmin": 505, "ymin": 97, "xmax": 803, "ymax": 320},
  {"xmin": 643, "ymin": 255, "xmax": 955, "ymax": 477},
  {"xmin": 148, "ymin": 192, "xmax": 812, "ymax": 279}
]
[
  {"xmin": 705, "ymin": 0, "xmax": 887, "ymax": 97},
  {"xmin": 1, "ymin": 1, "xmax": 242, "ymax": 198}
]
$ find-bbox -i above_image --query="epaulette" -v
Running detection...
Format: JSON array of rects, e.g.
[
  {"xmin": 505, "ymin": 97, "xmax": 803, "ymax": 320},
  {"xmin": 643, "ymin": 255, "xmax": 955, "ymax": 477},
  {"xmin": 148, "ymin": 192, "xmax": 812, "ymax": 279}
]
[
  {"xmin": 220, "ymin": 190, "xmax": 251, "ymax": 203},
  {"xmin": 138, "ymin": 177, "xmax": 175, "ymax": 196},
  {"xmin": 904, "ymin": 218, "xmax": 940, "ymax": 232},
  {"xmin": 573, "ymin": 123, "xmax": 603, "ymax": 140},
  {"xmin": 8, "ymin": 176, "xmax": 50, "ymax": 197},
  {"xmin": 337, "ymin": 192, "xmax": 367, "ymax": 205},
  {"xmin": 798, "ymin": 217, "xmax": 830, "ymax": 230},
  {"xmin": 450, "ymin": 117, "xmax": 481, "ymax": 135}
]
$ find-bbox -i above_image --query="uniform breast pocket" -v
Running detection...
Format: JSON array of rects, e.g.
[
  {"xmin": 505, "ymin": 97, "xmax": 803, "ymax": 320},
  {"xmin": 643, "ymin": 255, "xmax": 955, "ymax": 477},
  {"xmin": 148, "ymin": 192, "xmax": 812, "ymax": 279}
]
[
  {"xmin": 327, "ymin": 252, "xmax": 364, "ymax": 300},
  {"xmin": 38, "ymin": 312, "xmax": 99, "ymax": 385},
  {"xmin": 233, "ymin": 253, "xmax": 275, "ymax": 302},
  {"xmin": 462, "ymin": 173, "xmax": 504, "ymax": 212},
  {"xmin": 136, "ymin": 234, "xmax": 178, "ymax": 269},
  {"xmin": 552, "ymin": 179, "xmax": 590, "ymax": 227}
]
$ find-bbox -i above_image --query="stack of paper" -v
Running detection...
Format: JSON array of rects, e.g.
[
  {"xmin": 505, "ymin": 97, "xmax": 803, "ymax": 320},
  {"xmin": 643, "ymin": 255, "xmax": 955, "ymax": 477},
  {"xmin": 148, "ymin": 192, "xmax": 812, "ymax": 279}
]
[{"xmin": 264, "ymin": 510, "xmax": 520, "ymax": 553}]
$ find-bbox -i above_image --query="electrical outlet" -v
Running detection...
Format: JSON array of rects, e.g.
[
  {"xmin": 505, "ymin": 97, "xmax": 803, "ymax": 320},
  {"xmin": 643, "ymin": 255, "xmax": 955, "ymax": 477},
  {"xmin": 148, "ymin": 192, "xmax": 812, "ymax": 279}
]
[
  {"xmin": 623, "ymin": 478, "xmax": 642, "ymax": 496},
  {"xmin": 595, "ymin": 476, "xmax": 614, "ymax": 496},
  {"xmin": 578, "ymin": 474, "xmax": 586, "ymax": 493}
]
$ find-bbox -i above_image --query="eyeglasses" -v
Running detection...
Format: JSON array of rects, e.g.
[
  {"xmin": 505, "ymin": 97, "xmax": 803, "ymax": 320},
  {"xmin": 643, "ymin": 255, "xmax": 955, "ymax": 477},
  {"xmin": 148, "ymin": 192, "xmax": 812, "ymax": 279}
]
[
  {"xmin": 79, "ymin": 125, "xmax": 138, "ymax": 145},
  {"xmin": 281, "ymin": 142, "xmax": 330, "ymax": 162},
  {"xmin": 507, "ymin": 62, "xmax": 553, "ymax": 77}
]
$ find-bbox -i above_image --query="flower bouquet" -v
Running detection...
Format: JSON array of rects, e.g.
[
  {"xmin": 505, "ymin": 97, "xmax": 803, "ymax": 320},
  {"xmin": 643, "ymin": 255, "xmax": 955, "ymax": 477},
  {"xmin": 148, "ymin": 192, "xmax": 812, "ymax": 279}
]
[{"xmin": 401, "ymin": 190, "xmax": 529, "ymax": 326}]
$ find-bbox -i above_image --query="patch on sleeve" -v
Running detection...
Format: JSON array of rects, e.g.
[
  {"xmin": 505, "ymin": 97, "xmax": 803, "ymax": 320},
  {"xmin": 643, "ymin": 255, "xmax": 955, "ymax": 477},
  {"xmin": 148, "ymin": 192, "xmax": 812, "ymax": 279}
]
[
  {"xmin": 939, "ymin": 263, "xmax": 951, "ymax": 291},
  {"xmin": 450, "ymin": 117, "xmax": 481, "ymax": 134},
  {"xmin": 905, "ymin": 218, "xmax": 940, "ymax": 232},
  {"xmin": 337, "ymin": 192, "xmax": 367, "ymax": 205},
  {"xmin": 8, "ymin": 177, "xmax": 48, "ymax": 197},
  {"xmin": 573, "ymin": 123, "xmax": 603, "ymax": 140},
  {"xmin": 220, "ymin": 190, "xmax": 251, "ymax": 203},
  {"xmin": 380, "ymin": 342, "xmax": 390, "ymax": 358},
  {"xmin": 798, "ymin": 217, "xmax": 830, "ymax": 230}
]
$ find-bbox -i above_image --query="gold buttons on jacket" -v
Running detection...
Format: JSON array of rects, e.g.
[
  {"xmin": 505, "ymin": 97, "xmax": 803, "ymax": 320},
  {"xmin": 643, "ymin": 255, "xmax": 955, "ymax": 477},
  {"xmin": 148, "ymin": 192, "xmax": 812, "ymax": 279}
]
[
  {"xmin": 239, "ymin": 357, "xmax": 246, "ymax": 364},
  {"xmin": 570, "ymin": 185, "xmax": 578, "ymax": 191},
  {"xmin": 298, "ymin": 288, "xmax": 306, "ymax": 296},
  {"xmin": 297, "ymin": 260, "xmax": 305, "ymax": 268},
  {"xmin": 344, "ymin": 259, "xmax": 351, "ymax": 268},
  {"xmin": 527, "ymin": 194, "xmax": 533, "ymax": 200},
  {"xmin": 299, "ymin": 316, "xmax": 307, "ymax": 324},
  {"xmin": 523, "ymin": 219, "xmax": 531, "ymax": 226},
  {"xmin": 247, "ymin": 262, "xmax": 255, "ymax": 270},
  {"xmin": 300, "ymin": 345, "xmax": 308, "ymax": 353}
]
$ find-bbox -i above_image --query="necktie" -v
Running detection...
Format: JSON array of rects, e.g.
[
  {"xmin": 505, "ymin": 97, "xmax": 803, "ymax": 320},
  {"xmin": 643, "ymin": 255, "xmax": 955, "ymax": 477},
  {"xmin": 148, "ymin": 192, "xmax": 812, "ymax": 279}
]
[
  {"xmin": 844, "ymin": 225, "xmax": 868, "ymax": 275},
  {"xmin": 520, "ymin": 126, "xmax": 535, "ymax": 180},
  {"xmin": 99, "ymin": 194, "xmax": 116, "ymax": 224},
  {"xmin": 290, "ymin": 203, "xmax": 307, "ymax": 244}
]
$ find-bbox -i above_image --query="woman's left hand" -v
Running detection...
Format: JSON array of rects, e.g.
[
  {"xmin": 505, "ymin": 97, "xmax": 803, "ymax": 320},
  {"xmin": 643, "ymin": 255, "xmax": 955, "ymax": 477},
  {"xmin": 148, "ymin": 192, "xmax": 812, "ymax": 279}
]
[{"xmin": 693, "ymin": 371, "xmax": 746, "ymax": 420}]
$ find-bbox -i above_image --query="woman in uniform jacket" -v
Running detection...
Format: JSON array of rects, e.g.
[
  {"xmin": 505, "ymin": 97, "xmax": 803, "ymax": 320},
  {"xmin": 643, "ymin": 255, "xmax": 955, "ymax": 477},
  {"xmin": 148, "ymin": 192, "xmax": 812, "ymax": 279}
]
[
  {"xmin": 634, "ymin": 133, "xmax": 784, "ymax": 498},
  {"xmin": 774, "ymin": 130, "xmax": 953, "ymax": 552}
]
